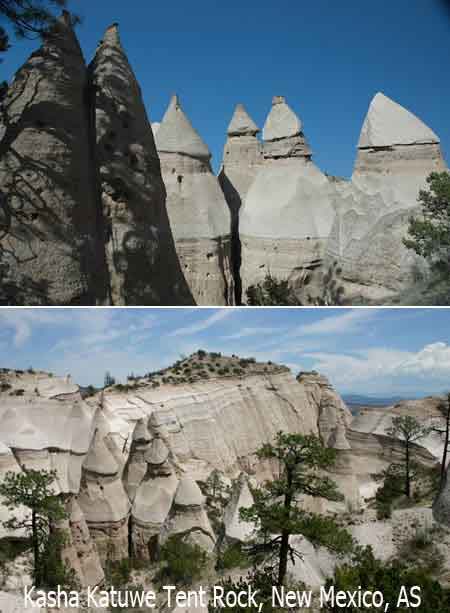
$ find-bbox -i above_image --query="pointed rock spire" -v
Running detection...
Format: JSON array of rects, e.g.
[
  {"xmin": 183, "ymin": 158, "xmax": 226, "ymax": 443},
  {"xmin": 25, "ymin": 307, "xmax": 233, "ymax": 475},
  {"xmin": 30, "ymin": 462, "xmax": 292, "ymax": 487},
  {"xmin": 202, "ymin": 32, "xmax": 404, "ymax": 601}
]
[
  {"xmin": 89, "ymin": 27, "xmax": 194, "ymax": 305},
  {"xmin": 358, "ymin": 92, "xmax": 440, "ymax": 148},
  {"xmin": 155, "ymin": 95, "xmax": 233, "ymax": 305},
  {"xmin": 102, "ymin": 22, "xmax": 121, "ymax": 47},
  {"xmin": 0, "ymin": 10, "xmax": 109, "ymax": 305},
  {"xmin": 263, "ymin": 96, "xmax": 303, "ymax": 141},
  {"xmin": 155, "ymin": 94, "xmax": 211, "ymax": 160},
  {"xmin": 227, "ymin": 104, "xmax": 259, "ymax": 137}
]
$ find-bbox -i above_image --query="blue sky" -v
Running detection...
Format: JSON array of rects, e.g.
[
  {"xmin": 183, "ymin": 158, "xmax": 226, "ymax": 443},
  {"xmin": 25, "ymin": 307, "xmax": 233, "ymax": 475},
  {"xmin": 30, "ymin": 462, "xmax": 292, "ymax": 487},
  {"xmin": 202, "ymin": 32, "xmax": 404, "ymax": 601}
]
[
  {"xmin": 2, "ymin": 0, "xmax": 449, "ymax": 176},
  {"xmin": 1, "ymin": 308, "xmax": 450, "ymax": 397}
]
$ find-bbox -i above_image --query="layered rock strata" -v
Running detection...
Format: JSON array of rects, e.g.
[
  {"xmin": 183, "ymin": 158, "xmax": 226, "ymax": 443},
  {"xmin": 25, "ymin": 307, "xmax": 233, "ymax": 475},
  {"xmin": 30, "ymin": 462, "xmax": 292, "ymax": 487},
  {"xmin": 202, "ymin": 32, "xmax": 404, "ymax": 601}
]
[
  {"xmin": 0, "ymin": 13, "xmax": 108, "ymax": 305},
  {"xmin": 155, "ymin": 95, "xmax": 233, "ymax": 305},
  {"xmin": 219, "ymin": 104, "xmax": 263, "ymax": 301},
  {"xmin": 89, "ymin": 25, "xmax": 193, "ymax": 305},
  {"xmin": 239, "ymin": 96, "xmax": 336, "ymax": 302}
]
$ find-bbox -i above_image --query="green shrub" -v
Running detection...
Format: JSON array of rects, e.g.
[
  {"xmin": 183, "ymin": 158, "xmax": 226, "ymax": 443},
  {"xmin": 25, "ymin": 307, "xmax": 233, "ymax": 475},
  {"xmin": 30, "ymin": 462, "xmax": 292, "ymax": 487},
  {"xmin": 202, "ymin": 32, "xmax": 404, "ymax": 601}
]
[
  {"xmin": 218, "ymin": 543, "xmax": 250, "ymax": 570},
  {"xmin": 158, "ymin": 536, "xmax": 207, "ymax": 585},
  {"xmin": 105, "ymin": 558, "xmax": 132, "ymax": 588}
]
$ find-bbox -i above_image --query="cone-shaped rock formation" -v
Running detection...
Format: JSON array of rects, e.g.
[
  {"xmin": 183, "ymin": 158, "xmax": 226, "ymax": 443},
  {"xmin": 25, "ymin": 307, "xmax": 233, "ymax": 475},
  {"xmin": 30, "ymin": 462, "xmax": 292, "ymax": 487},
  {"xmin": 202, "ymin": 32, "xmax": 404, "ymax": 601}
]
[
  {"xmin": 0, "ymin": 12, "xmax": 109, "ymax": 305},
  {"xmin": 240, "ymin": 96, "xmax": 335, "ymax": 303},
  {"xmin": 326, "ymin": 92, "xmax": 448, "ymax": 302},
  {"xmin": 155, "ymin": 95, "xmax": 233, "ymax": 305},
  {"xmin": 89, "ymin": 25, "xmax": 194, "ymax": 305},
  {"xmin": 219, "ymin": 104, "xmax": 263, "ymax": 303},
  {"xmin": 77, "ymin": 413, "xmax": 130, "ymax": 562},
  {"xmin": 131, "ymin": 435, "xmax": 178, "ymax": 560}
]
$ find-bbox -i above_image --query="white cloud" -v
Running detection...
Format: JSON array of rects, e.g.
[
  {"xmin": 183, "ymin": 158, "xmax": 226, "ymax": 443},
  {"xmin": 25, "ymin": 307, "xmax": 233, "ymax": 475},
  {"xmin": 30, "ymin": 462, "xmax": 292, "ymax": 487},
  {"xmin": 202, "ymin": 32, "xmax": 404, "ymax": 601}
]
[
  {"xmin": 169, "ymin": 310, "xmax": 233, "ymax": 336},
  {"xmin": 294, "ymin": 309, "xmax": 377, "ymax": 337},
  {"xmin": 305, "ymin": 342, "xmax": 450, "ymax": 394},
  {"xmin": 221, "ymin": 326, "xmax": 284, "ymax": 340}
]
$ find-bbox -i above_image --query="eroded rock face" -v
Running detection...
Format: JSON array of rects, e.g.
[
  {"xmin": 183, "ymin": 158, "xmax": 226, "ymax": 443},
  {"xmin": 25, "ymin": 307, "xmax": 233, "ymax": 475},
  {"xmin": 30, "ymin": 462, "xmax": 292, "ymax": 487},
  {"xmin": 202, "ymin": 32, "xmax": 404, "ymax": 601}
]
[
  {"xmin": 89, "ymin": 25, "xmax": 193, "ymax": 305},
  {"xmin": 223, "ymin": 473, "xmax": 254, "ymax": 542},
  {"xmin": 240, "ymin": 96, "xmax": 336, "ymax": 302},
  {"xmin": 297, "ymin": 371, "xmax": 352, "ymax": 447},
  {"xmin": 0, "ymin": 13, "xmax": 108, "ymax": 305},
  {"xmin": 131, "ymin": 434, "xmax": 178, "ymax": 560},
  {"xmin": 161, "ymin": 475, "xmax": 215, "ymax": 552},
  {"xmin": 219, "ymin": 104, "xmax": 263, "ymax": 301},
  {"xmin": 101, "ymin": 368, "xmax": 320, "ymax": 479},
  {"xmin": 77, "ymin": 409, "xmax": 130, "ymax": 562},
  {"xmin": 326, "ymin": 92, "xmax": 448, "ymax": 302},
  {"xmin": 155, "ymin": 95, "xmax": 233, "ymax": 305}
]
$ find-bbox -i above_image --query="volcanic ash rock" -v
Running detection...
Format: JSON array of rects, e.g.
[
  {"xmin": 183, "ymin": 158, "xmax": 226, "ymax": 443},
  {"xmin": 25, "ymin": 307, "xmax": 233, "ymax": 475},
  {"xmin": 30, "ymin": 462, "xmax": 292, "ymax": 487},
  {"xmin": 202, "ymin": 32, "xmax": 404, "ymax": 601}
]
[
  {"xmin": 77, "ymin": 417, "xmax": 130, "ymax": 562},
  {"xmin": 240, "ymin": 96, "xmax": 336, "ymax": 302},
  {"xmin": 131, "ymin": 436, "xmax": 178, "ymax": 560},
  {"xmin": 122, "ymin": 418, "xmax": 152, "ymax": 501},
  {"xmin": 0, "ymin": 12, "xmax": 109, "ymax": 305},
  {"xmin": 162, "ymin": 475, "xmax": 216, "ymax": 552},
  {"xmin": 219, "ymin": 104, "xmax": 263, "ymax": 300},
  {"xmin": 326, "ymin": 92, "xmax": 448, "ymax": 302},
  {"xmin": 89, "ymin": 25, "xmax": 194, "ymax": 305},
  {"xmin": 155, "ymin": 95, "xmax": 233, "ymax": 305},
  {"xmin": 223, "ymin": 473, "xmax": 255, "ymax": 542}
]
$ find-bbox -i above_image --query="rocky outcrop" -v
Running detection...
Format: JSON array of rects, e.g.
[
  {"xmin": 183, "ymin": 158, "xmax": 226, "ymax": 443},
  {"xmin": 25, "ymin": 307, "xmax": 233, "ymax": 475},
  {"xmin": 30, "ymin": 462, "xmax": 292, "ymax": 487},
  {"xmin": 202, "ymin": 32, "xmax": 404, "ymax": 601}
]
[
  {"xmin": 122, "ymin": 418, "xmax": 151, "ymax": 501},
  {"xmin": 131, "ymin": 434, "xmax": 178, "ymax": 560},
  {"xmin": 101, "ymin": 365, "xmax": 321, "ymax": 480},
  {"xmin": 223, "ymin": 473, "xmax": 254, "ymax": 542},
  {"xmin": 77, "ymin": 409, "xmax": 130, "ymax": 562},
  {"xmin": 0, "ymin": 12, "xmax": 109, "ymax": 305},
  {"xmin": 297, "ymin": 371, "xmax": 353, "ymax": 446},
  {"xmin": 155, "ymin": 95, "xmax": 233, "ymax": 305},
  {"xmin": 89, "ymin": 25, "xmax": 193, "ymax": 305},
  {"xmin": 326, "ymin": 92, "xmax": 448, "ymax": 302},
  {"xmin": 162, "ymin": 475, "xmax": 215, "ymax": 552},
  {"xmin": 0, "ymin": 370, "xmax": 96, "ymax": 493},
  {"xmin": 239, "ymin": 96, "xmax": 337, "ymax": 303},
  {"xmin": 219, "ymin": 104, "xmax": 263, "ymax": 301},
  {"xmin": 59, "ymin": 498, "xmax": 105, "ymax": 587}
]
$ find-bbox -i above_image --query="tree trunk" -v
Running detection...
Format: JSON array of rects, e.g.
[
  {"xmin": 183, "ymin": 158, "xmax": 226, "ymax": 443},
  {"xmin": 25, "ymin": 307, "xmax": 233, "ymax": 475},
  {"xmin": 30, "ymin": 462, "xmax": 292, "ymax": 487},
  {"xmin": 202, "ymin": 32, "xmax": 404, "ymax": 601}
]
[
  {"xmin": 31, "ymin": 510, "xmax": 40, "ymax": 585},
  {"xmin": 405, "ymin": 442, "xmax": 411, "ymax": 498},
  {"xmin": 440, "ymin": 400, "xmax": 450, "ymax": 491},
  {"xmin": 277, "ymin": 467, "xmax": 293, "ymax": 587}
]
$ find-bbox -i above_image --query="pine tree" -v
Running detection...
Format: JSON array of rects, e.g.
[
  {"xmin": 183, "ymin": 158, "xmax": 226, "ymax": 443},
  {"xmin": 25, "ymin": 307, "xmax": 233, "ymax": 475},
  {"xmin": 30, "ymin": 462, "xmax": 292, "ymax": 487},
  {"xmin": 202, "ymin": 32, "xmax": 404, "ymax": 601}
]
[{"xmin": 240, "ymin": 431, "xmax": 354, "ymax": 587}]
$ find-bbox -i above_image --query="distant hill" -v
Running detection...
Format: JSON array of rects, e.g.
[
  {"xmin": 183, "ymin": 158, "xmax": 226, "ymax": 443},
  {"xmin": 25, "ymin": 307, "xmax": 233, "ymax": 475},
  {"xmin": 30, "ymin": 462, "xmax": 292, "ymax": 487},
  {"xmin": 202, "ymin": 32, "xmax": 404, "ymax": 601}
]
[{"xmin": 343, "ymin": 394, "xmax": 408, "ymax": 408}]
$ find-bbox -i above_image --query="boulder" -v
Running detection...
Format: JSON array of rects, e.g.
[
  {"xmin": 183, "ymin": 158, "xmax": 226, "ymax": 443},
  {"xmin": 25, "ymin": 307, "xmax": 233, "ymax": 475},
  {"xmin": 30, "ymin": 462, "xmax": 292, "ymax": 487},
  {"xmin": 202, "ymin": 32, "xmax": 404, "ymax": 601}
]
[
  {"xmin": 0, "ymin": 12, "xmax": 108, "ymax": 305},
  {"xmin": 89, "ymin": 25, "xmax": 193, "ymax": 305},
  {"xmin": 155, "ymin": 95, "xmax": 233, "ymax": 305}
]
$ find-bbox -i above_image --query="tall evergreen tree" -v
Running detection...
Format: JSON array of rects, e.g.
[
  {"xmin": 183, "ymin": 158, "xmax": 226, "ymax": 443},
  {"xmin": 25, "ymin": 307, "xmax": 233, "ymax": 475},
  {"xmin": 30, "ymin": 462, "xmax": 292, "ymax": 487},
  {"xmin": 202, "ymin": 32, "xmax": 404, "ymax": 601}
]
[{"xmin": 240, "ymin": 431, "xmax": 354, "ymax": 587}]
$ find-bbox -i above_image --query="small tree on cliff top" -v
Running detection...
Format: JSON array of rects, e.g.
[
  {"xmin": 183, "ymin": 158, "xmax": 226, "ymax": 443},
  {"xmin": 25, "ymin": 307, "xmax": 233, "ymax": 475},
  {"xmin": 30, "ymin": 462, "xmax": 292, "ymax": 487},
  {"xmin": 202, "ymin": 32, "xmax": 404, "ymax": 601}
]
[{"xmin": 240, "ymin": 431, "xmax": 354, "ymax": 588}]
